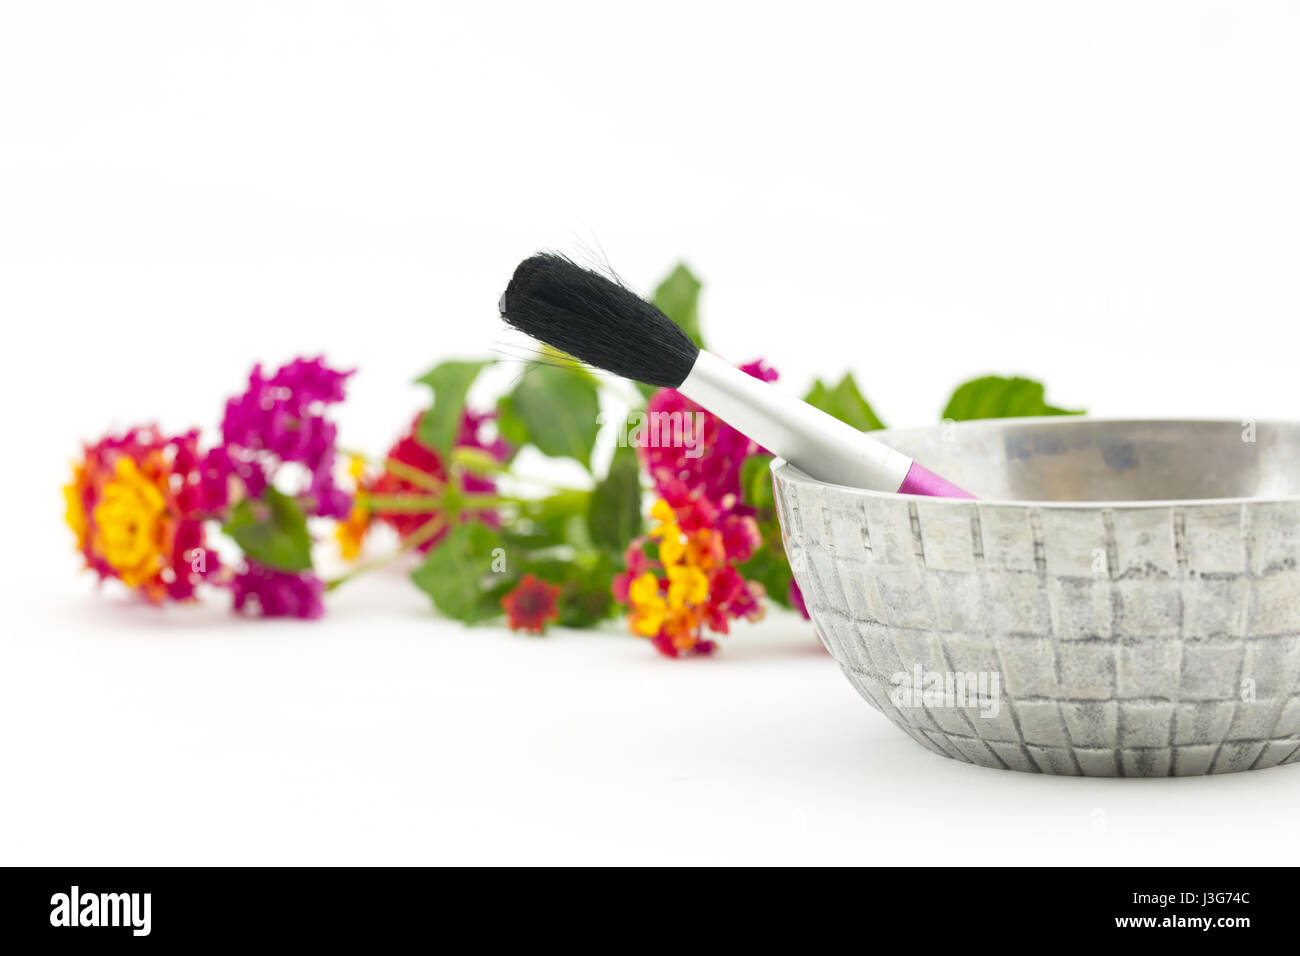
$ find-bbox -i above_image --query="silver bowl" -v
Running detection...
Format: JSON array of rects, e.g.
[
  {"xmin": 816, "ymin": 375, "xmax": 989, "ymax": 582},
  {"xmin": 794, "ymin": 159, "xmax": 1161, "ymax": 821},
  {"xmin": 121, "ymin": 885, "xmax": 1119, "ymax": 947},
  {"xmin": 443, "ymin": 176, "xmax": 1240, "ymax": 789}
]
[{"xmin": 771, "ymin": 418, "xmax": 1300, "ymax": 776}]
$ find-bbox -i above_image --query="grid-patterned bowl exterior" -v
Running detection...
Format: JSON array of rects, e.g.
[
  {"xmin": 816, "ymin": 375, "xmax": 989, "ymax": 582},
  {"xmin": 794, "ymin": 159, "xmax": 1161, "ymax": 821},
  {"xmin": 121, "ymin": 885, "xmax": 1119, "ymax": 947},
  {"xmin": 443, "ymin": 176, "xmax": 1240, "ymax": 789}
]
[{"xmin": 772, "ymin": 468, "xmax": 1300, "ymax": 776}]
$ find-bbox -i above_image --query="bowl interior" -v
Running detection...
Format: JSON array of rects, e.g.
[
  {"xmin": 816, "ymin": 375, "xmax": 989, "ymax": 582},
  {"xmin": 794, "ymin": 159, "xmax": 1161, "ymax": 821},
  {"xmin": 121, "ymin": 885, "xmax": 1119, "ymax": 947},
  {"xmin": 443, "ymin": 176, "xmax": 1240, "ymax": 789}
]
[{"xmin": 858, "ymin": 418, "xmax": 1300, "ymax": 503}]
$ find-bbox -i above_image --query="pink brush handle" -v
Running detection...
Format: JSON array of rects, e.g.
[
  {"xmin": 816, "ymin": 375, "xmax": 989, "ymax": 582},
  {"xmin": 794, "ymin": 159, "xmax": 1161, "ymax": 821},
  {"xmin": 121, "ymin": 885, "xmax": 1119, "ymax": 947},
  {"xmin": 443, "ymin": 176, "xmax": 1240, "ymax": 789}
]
[{"xmin": 897, "ymin": 461, "xmax": 975, "ymax": 499}]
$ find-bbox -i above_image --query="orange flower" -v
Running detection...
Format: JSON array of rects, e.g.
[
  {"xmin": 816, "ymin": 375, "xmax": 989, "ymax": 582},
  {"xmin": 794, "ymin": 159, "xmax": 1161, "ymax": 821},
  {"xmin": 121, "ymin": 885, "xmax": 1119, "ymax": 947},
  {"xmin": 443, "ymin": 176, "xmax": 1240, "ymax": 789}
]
[
  {"xmin": 336, "ymin": 455, "xmax": 371, "ymax": 560},
  {"xmin": 336, "ymin": 494, "xmax": 370, "ymax": 560}
]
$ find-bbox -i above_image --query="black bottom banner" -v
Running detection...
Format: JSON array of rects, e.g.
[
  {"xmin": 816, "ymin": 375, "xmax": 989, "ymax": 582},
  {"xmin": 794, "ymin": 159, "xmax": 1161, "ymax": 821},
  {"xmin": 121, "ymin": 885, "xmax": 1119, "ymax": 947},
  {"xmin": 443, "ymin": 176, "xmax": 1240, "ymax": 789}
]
[{"xmin": 0, "ymin": 865, "xmax": 1284, "ymax": 944}]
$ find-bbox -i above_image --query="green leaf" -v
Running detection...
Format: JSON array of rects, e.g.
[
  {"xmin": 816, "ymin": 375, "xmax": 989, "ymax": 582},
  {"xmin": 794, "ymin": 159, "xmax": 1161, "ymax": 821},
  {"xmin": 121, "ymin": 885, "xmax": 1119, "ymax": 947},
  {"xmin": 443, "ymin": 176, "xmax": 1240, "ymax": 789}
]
[
  {"xmin": 508, "ymin": 365, "xmax": 601, "ymax": 467},
  {"xmin": 736, "ymin": 451, "xmax": 794, "ymax": 608},
  {"xmin": 586, "ymin": 444, "xmax": 644, "ymax": 553},
  {"xmin": 501, "ymin": 489, "xmax": 591, "ymax": 551},
  {"xmin": 739, "ymin": 453, "xmax": 775, "ymax": 511},
  {"xmin": 738, "ymin": 546, "xmax": 796, "ymax": 610},
  {"xmin": 941, "ymin": 375, "xmax": 1084, "ymax": 422},
  {"xmin": 410, "ymin": 522, "xmax": 504, "ymax": 623},
  {"xmin": 651, "ymin": 263, "xmax": 704, "ymax": 348},
  {"xmin": 556, "ymin": 576, "xmax": 615, "ymax": 628},
  {"xmin": 415, "ymin": 360, "xmax": 488, "ymax": 454},
  {"xmin": 494, "ymin": 393, "xmax": 528, "ymax": 458},
  {"xmin": 222, "ymin": 487, "xmax": 314, "ymax": 572},
  {"xmin": 804, "ymin": 373, "xmax": 885, "ymax": 431}
]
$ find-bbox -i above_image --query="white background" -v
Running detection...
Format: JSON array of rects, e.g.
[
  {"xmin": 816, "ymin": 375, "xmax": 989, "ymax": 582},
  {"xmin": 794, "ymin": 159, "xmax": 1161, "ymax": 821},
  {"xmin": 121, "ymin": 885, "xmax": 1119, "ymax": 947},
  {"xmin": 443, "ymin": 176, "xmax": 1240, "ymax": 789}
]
[{"xmin": 2, "ymin": 1, "xmax": 1299, "ymax": 864}]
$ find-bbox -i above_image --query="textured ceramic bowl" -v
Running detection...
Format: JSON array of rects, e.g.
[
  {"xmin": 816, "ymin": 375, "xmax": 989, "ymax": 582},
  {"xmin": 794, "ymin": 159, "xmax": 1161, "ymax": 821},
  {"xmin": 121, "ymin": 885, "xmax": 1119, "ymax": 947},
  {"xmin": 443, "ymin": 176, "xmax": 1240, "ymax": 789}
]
[{"xmin": 771, "ymin": 418, "xmax": 1300, "ymax": 776}]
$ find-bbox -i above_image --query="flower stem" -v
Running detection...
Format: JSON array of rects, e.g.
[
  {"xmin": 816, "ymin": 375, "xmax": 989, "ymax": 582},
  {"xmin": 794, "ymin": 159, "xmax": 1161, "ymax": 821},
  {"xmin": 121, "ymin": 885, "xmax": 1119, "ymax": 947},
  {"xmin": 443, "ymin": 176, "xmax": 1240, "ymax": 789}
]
[
  {"xmin": 383, "ymin": 457, "xmax": 445, "ymax": 492},
  {"xmin": 325, "ymin": 514, "xmax": 447, "ymax": 591},
  {"xmin": 449, "ymin": 448, "xmax": 573, "ymax": 491},
  {"xmin": 364, "ymin": 493, "xmax": 509, "ymax": 513},
  {"xmin": 337, "ymin": 447, "xmax": 446, "ymax": 492},
  {"xmin": 363, "ymin": 495, "xmax": 443, "ymax": 512}
]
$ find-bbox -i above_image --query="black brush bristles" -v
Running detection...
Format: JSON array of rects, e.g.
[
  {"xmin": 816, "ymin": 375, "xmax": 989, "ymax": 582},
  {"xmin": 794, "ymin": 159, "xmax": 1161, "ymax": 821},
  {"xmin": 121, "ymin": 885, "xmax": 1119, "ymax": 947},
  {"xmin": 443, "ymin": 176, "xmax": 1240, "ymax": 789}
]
[{"xmin": 500, "ymin": 253, "xmax": 700, "ymax": 389}]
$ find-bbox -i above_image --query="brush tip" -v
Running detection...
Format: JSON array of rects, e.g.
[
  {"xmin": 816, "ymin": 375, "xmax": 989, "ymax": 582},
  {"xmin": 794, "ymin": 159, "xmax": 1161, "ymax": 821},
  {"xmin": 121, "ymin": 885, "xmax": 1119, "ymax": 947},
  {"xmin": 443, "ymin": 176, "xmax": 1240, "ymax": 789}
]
[{"xmin": 500, "ymin": 253, "xmax": 699, "ymax": 389}]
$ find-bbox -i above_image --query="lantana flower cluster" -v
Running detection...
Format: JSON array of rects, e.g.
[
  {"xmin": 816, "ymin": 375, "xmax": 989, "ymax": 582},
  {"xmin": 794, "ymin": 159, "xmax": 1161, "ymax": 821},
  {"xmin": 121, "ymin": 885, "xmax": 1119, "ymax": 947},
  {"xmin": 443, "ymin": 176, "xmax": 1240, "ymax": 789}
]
[
  {"xmin": 614, "ymin": 493, "xmax": 764, "ymax": 657},
  {"xmin": 219, "ymin": 357, "xmax": 355, "ymax": 520},
  {"xmin": 65, "ymin": 357, "xmax": 354, "ymax": 619},
  {"xmin": 64, "ymin": 427, "xmax": 225, "ymax": 603},
  {"xmin": 613, "ymin": 359, "xmax": 790, "ymax": 657}
]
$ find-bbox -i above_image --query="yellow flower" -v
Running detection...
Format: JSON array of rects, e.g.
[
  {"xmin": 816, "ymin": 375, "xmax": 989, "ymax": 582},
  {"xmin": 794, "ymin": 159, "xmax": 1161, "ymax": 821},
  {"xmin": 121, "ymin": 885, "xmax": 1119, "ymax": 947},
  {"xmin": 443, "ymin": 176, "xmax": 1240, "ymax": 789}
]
[
  {"xmin": 649, "ymin": 499, "xmax": 686, "ymax": 566},
  {"xmin": 91, "ymin": 457, "xmax": 169, "ymax": 589},
  {"xmin": 336, "ymin": 493, "xmax": 370, "ymax": 560},
  {"xmin": 649, "ymin": 499, "xmax": 675, "ymax": 528},
  {"xmin": 667, "ymin": 564, "xmax": 709, "ymax": 609},
  {"xmin": 659, "ymin": 534, "xmax": 686, "ymax": 567},
  {"xmin": 627, "ymin": 571, "xmax": 668, "ymax": 636},
  {"xmin": 64, "ymin": 463, "xmax": 89, "ymax": 550},
  {"xmin": 346, "ymin": 454, "xmax": 366, "ymax": 482}
]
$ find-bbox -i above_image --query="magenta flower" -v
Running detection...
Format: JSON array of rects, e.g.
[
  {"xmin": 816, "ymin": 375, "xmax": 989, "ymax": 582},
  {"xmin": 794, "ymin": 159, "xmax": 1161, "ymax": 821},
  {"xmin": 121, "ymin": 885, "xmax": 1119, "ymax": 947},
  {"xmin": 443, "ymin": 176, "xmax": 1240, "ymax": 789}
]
[
  {"xmin": 220, "ymin": 356, "xmax": 354, "ymax": 519},
  {"xmin": 639, "ymin": 359, "xmax": 777, "ymax": 513},
  {"xmin": 231, "ymin": 562, "xmax": 325, "ymax": 619}
]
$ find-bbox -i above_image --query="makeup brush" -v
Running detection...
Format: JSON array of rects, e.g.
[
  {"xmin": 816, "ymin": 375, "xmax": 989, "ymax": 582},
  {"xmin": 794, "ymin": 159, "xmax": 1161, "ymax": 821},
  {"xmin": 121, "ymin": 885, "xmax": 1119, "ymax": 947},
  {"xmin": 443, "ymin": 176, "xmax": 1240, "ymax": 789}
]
[{"xmin": 499, "ymin": 254, "xmax": 973, "ymax": 498}]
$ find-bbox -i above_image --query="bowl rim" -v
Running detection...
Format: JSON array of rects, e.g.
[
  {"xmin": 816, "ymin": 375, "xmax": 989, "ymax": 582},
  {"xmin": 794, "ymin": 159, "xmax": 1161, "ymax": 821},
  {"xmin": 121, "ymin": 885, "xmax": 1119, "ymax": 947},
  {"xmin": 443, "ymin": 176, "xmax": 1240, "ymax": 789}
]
[{"xmin": 769, "ymin": 416, "xmax": 1300, "ymax": 510}]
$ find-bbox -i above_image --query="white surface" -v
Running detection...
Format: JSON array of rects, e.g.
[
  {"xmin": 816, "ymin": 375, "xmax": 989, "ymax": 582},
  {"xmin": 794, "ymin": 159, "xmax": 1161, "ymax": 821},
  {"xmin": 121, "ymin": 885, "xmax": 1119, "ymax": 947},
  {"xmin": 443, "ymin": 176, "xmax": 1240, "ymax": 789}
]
[
  {"xmin": 6, "ymin": 573, "xmax": 1300, "ymax": 865},
  {"xmin": 3, "ymin": 1, "xmax": 1300, "ymax": 864}
]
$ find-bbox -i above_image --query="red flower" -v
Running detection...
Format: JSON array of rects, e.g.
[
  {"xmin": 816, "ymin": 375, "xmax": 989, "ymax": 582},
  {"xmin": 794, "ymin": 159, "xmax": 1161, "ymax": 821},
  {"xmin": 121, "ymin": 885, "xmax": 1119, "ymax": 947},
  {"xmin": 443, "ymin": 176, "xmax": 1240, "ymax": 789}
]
[
  {"xmin": 367, "ymin": 410, "xmax": 510, "ymax": 551},
  {"xmin": 501, "ymin": 575, "xmax": 561, "ymax": 634}
]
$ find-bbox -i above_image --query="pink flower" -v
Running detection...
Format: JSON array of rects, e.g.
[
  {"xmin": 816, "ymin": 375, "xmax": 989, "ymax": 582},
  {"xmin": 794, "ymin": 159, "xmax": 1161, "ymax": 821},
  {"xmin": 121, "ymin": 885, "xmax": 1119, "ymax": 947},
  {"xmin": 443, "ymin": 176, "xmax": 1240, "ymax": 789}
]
[
  {"xmin": 638, "ymin": 359, "xmax": 777, "ymax": 513},
  {"xmin": 612, "ymin": 543, "xmax": 652, "ymax": 603},
  {"xmin": 220, "ymin": 356, "xmax": 354, "ymax": 519},
  {"xmin": 719, "ymin": 512, "xmax": 762, "ymax": 564},
  {"xmin": 232, "ymin": 562, "xmax": 325, "ymax": 619}
]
